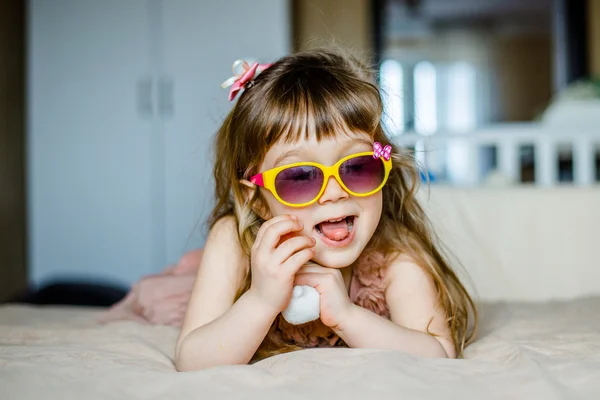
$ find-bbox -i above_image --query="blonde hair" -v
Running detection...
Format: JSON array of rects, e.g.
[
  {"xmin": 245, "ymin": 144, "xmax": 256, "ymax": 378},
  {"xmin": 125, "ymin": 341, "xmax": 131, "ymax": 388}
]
[{"xmin": 208, "ymin": 49, "xmax": 478, "ymax": 360}]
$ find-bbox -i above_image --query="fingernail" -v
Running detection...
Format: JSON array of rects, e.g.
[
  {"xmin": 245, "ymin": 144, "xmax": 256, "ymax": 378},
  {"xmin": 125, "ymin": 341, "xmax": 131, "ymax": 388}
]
[{"xmin": 290, "ymin": 215, "xmax": 298, "ymax": 220}]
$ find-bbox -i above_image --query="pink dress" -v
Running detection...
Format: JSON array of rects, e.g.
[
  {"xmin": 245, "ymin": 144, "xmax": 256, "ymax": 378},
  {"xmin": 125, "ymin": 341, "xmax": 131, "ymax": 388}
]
[{"xmin": 267, "ymin": 251, "xmax": 391, "ymax": 349}]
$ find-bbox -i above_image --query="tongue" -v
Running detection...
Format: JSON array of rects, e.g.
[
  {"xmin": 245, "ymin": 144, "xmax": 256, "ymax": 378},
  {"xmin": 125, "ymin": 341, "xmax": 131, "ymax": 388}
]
[{"xmin": 319, "ymin": 220, "xmax": 349, "ymax": 241}]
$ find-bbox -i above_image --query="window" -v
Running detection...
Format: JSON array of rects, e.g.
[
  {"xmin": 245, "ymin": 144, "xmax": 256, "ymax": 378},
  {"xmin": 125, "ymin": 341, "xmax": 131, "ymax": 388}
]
[
  {"xmin": 414, "ymin": 61, "xmax": 437, "ymax": 135},
  {"xmin": 445, "ymin": 62, "xmax": 478, "ymax": 184},
  {"xmin": 446, "ymin": 62, "xmax": 477, "ymax": 132},
  {"xmin": 380, "ymin": 60, "xmax": 405, "ymax": 135}
]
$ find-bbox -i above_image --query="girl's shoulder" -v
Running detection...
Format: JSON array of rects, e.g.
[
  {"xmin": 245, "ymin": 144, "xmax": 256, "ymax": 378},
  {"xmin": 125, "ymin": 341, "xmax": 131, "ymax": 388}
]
[
  {"xmin": 210, "ymin": 214, "xmax": 238, "ymax": 236},
  {"xmin": 353, "ymin": 249, "xmax": 432, "ymax": 300},
  {"xmin": 200, "ymin": 215, "xmax": 248, "ymax": 289},
  {"xmin": 382, "ymin": 251, "xmax": 434, "ymax": 291},
  {"xmin": 208, "ymin": 215, "xmax": 243, "ymax": 252}
]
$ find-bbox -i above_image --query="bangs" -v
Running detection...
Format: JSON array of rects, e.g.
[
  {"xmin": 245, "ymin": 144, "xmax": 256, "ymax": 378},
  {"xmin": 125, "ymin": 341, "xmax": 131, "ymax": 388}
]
[{"xmin": 254, "ymin": 65, "xmax": 383, "ymax": 147}]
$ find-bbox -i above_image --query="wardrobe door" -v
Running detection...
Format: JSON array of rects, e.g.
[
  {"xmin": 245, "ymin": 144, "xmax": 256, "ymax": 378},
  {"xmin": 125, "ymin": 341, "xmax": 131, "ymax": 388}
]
[
  {"xmin": 28, "ymin": 0, "xmax": 164, "ymax": 286},
  {"xmin": 160, "ymin": 0, "xmax": 291, "ymax": 262}
]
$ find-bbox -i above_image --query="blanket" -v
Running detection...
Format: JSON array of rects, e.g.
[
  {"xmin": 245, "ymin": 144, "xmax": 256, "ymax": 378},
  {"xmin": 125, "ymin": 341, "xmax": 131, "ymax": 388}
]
[{"xmin": 2, "ymin": 298, "xmax": 600, "ymax": 399}]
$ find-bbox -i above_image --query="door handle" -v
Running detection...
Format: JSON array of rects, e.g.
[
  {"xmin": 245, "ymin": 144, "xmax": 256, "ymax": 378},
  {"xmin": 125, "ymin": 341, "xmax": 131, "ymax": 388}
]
[
  {"xmin": 158, "ymin": 76, "xmax": 174, "ymax": 118},
  {"xmin": 136, "ymin": 76, "xmax": 154, "ymax": 118}
]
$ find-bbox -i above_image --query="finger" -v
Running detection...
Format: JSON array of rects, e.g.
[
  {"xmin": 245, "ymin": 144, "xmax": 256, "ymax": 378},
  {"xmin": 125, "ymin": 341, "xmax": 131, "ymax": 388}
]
[
  {"xmin": 293, "ymin": 272, "xmax": 325, "ymax": 293},
  {"xmin": 273, "ymin": 236, "xmax": 316, "ymax": 264},
  {"xmin": 254, "ymin": 215, "xmax": 297, "ymax": 247},
  {"xmin": 296, "ymin": 269, "xmax": 344, "ymax": 289},
  {"xmin": 259, "ymin": 218, "xmax": 304, "ymax": 251},
  {"xmin": 296, "ymin": 264, "xmax": 333, "ymax": 274},
  {"xmin": 281, "ymin": 247, "xmax": 316, "ymax": 274}
]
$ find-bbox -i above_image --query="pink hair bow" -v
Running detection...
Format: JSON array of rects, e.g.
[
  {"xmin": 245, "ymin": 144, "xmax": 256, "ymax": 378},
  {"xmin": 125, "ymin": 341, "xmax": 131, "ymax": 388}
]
[
  {"xmin": 373, "ymin": 142, "xmax": 392, "ymax": 161},
  {"xmin": 221, "ymin": 59, "xmax": 272, "ymax": 101}
]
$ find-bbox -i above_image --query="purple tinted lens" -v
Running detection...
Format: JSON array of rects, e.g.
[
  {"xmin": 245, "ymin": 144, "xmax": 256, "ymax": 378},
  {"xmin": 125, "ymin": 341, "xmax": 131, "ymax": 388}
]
[
  {"xmin": 339, "ymin": 155, "xmax": 385, "ymax": 193},
  {"xmin": 275, "ymin": 166, "xmax": 324, "ymax": 204}
]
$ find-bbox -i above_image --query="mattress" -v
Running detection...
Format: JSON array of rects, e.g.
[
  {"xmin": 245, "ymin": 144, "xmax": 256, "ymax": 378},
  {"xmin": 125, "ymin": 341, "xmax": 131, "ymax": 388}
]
[{"xmin": 2, "ymin": 299, "xmax": 600, "ymax": 399}]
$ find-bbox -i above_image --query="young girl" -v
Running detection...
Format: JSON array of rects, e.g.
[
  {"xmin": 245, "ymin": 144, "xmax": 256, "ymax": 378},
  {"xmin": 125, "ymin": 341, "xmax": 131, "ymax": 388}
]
[{"xmin": 174, "ymin": 49, "xmax": 477, "ymax": 371}]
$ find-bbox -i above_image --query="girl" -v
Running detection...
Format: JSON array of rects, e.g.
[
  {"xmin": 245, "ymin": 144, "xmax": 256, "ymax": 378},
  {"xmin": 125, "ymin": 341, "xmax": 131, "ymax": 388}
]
[{"xmin": 174, "ymin": 49, "xmax": 477, "ymax": 371}]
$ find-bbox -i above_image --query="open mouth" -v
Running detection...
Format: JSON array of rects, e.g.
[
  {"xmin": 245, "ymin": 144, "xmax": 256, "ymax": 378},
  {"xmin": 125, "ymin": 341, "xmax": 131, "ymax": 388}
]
[{"xmin": 314, "ymin": 215, "xmax": 356, "ymax": 244}]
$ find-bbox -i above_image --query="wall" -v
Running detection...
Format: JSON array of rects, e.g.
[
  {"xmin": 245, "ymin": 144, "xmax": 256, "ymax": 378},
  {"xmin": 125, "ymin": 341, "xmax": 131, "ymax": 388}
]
[
  {"xmin": 0, "ymin": 0, "xmax": 27, "ymax": 301},
  {"xmin": 494, "ymin": 34, "xmax": 553, "ymax": 121},
  {"xmin": 292, "ymin": 0, "xmax": 374, "ymax": 63}
]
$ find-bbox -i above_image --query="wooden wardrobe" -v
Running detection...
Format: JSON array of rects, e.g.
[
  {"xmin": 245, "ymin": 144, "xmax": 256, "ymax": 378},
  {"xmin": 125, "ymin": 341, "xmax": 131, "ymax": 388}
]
[{"xmin": 0, "ymin": 0, "xmax": 27, "ymax": 301}]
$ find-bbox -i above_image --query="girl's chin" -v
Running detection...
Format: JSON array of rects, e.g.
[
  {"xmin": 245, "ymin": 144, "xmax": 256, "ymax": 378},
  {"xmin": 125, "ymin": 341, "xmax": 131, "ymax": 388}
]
[{"xmin": 311, "ymin": 251, "xmax": 360, "ymax": 270}]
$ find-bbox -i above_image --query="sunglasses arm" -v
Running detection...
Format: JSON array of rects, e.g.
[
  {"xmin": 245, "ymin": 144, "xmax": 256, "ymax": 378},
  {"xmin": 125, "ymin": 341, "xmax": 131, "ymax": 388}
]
[{"xmin": 249, "ymin": 174, "xmax": 265, "ymax": 187}]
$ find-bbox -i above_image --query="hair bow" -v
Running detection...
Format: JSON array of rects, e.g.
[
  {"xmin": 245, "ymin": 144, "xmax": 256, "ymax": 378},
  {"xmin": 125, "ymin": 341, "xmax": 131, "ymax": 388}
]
[
  {"xmin": 373, "ymin": 142, "xmax": 392, "ymax": 161},
  {"xmin": 221, "ymin": 60, "xmax": 272, "ymax": 101}
]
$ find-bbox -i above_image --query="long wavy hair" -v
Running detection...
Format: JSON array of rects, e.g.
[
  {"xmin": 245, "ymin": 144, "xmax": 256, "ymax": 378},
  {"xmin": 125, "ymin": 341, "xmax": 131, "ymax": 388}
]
[{"xmin": 208, "ymin": 49, "xmax": 477, "ymax": 360}]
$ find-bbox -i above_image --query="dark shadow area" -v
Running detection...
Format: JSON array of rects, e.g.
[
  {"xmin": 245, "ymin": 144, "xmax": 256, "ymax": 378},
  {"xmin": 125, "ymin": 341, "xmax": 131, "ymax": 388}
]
[{"xmin": 6, "ymin": 281, "xmax": 128, "ymax": 307}]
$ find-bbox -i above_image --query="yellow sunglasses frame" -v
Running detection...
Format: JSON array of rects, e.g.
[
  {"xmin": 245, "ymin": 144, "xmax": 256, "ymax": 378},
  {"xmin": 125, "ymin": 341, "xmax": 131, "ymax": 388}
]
[{"xmin": 249, "ymin": 151, "xmax": 392, "ymax": 208}]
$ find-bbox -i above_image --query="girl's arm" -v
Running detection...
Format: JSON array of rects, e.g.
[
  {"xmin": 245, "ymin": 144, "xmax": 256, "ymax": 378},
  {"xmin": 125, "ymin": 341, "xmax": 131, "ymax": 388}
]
[
  {"xmin": 174, "ymin": 217, "xmax": 278, "ymax": 371},
  {"xmin": 334, "ymin": 256, "xmax": 456, "ymax": 358}
]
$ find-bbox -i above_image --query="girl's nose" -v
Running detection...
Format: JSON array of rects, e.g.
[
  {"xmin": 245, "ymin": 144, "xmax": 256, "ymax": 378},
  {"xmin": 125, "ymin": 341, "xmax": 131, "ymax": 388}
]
[{"xmin": 318, "ymin": 176, "xmax": 349, "ymax": 204}]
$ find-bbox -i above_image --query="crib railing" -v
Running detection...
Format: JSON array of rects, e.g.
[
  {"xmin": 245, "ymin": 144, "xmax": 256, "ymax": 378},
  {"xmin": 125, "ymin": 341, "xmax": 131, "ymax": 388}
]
[{"xmin": 392, "ymin": 123, "xmax": 600, "ymax": 186}]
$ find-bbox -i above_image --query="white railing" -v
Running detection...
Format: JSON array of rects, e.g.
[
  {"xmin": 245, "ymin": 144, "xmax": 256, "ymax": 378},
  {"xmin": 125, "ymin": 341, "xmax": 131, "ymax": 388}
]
[{"xmin": 392, "ymin": 123, "xmax": 600, "ymax": 186}]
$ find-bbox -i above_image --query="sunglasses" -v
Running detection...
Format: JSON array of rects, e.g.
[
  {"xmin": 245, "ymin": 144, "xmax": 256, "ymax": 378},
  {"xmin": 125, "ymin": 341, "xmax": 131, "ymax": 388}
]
[{"xmin": 249, "ymin": 144, "xmax": 392, "ymax": 207}]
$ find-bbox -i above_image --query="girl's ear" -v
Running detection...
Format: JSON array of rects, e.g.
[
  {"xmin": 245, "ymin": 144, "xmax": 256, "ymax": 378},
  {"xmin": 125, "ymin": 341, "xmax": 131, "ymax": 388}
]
[
  {"xmin": 239, "ymin": 179, "xmax": 254, "ymax": 191},
  {"xmin": 239, "ymin": 179, "xmax": 257, "ymax": 204},
  {"xmin": 239, "ymin": 179, "xmax": 272, "ymax": 220}
]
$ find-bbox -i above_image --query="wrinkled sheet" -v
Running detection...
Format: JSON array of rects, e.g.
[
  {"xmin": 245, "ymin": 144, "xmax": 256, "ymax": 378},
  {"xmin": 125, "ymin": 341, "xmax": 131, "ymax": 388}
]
[{"xmin": 2, "ymin": 299, "xmax": 600, "ymax": 399}]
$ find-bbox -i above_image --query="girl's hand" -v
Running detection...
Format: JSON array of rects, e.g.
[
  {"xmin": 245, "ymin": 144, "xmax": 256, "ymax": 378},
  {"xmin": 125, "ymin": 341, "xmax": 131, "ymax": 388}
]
[
  {"xmin": 294, "ymin": 264, "xmax": 355, "ymax": 329},
  {"xmin": 248, "ymin": 215, "xmax": 316, "ymax": 315}
]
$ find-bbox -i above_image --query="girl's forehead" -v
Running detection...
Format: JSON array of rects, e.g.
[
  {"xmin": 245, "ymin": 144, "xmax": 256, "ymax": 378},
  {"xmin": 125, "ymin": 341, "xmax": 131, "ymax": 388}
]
[
  {"xmin": 272, "ymin": 129, "xmax": 372, "ymax": 151},
  {"xmin": 262, "ymin": 131, "xmax": 373, "ymax": 168}
]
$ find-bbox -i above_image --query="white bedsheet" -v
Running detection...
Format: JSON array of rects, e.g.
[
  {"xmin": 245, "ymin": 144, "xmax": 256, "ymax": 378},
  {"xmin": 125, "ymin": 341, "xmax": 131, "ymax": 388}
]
[{"xmin": 2, "ymin": 300, "xmax": 600, "ymax": 399}]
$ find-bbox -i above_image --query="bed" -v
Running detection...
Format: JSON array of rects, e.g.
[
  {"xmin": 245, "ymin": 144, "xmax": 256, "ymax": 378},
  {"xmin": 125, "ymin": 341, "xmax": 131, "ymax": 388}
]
[
  {"xmin": 2, "ymin": 186, "xmax": 600, "ymax": 399},
  {"xmin": 3, "ymin": 299, "xmax": 600, "ymax": 399}
]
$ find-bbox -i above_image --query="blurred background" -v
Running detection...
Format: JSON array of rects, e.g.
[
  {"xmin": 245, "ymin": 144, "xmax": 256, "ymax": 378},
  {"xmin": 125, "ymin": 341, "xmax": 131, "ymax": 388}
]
[{"xmin": 1, "ymin": 0, "xmax": 599, "ymax": 304}]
